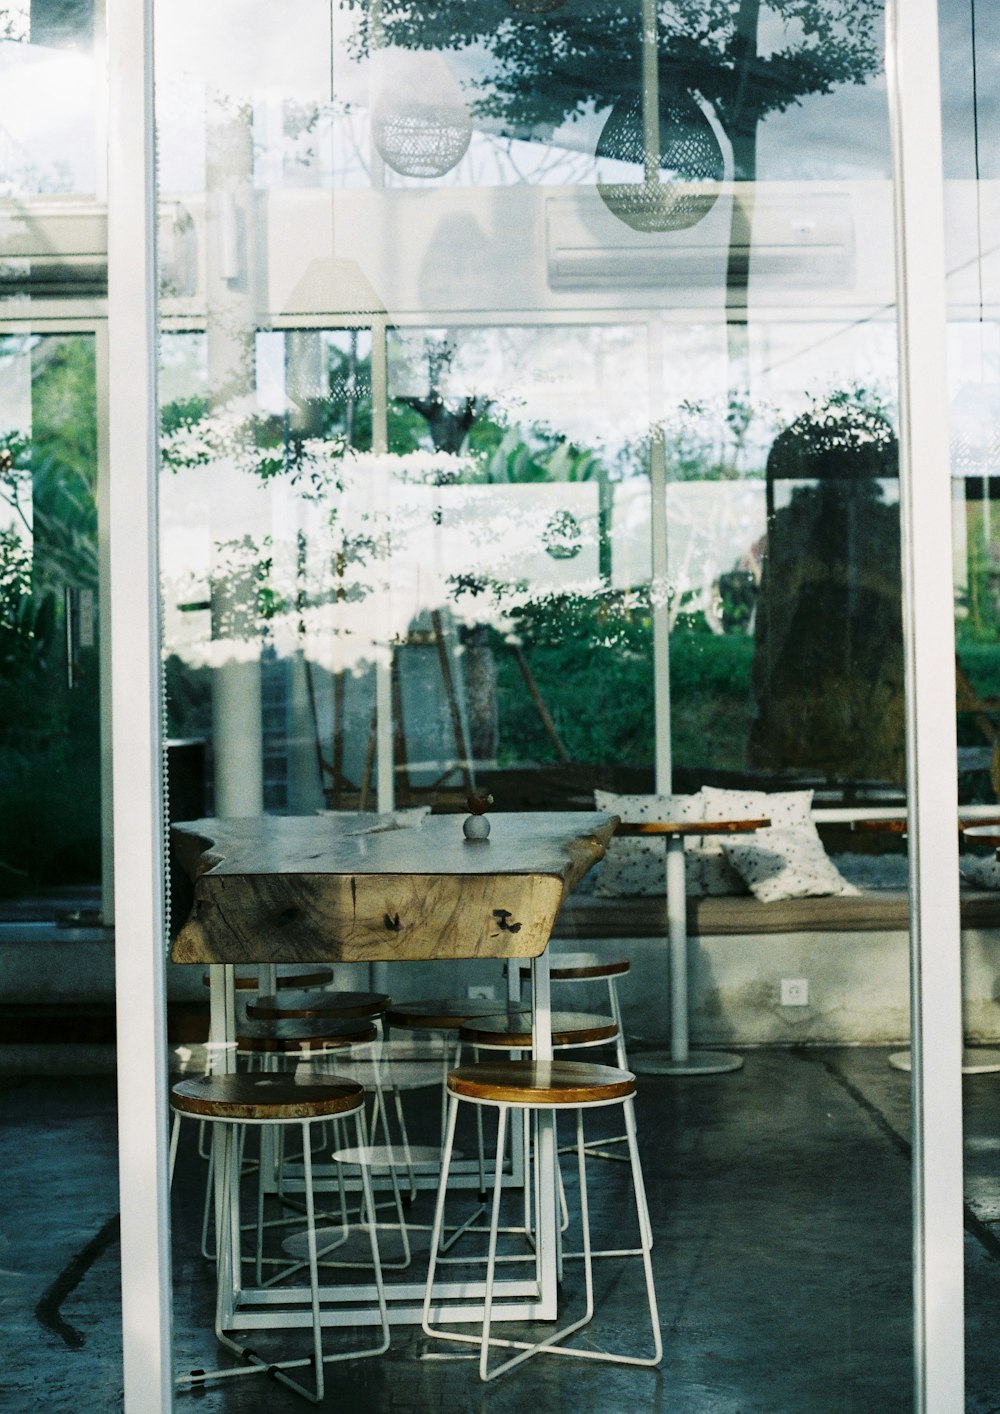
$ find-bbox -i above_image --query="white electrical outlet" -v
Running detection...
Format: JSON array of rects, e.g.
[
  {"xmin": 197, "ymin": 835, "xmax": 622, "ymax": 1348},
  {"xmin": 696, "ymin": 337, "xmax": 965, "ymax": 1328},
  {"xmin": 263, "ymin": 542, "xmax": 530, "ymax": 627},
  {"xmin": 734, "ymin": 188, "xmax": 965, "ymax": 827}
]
[
  {"xmin": 781, "ymin": 978, "xmax": 809, "ymax": 1007},
  {"xmin": 467, "ymin": 984, "xmax": 497, "ymax": 1002}
]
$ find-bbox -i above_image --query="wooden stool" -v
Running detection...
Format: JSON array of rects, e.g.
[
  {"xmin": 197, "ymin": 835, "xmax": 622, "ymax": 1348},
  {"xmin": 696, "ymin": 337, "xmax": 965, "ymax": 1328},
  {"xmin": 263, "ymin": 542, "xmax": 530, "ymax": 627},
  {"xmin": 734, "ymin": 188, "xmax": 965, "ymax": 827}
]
[
  {"xmin": 384, "ymin": 998, "xmax": 515, "ymax": 1153},
  {"xmin": 458, "ymin": 1010, "xmax": 620, "ymax": 1053},
  {"xmin": 170, "ymin": 1073, "xmax": 389, "ymax": 1402},
  {"xmin": 513, "ymin": 953, "xmax": 632, "ymax": 1162},
  {"xmin": 385, "ymin": 998, "xmax": 511, "ymax": 1033},
  {"xmin": 245, "ymin": 990, "xmax": 436, "ymax": 1203},
  {"xmin": 173, "ymin": 1018, "xmax": 382, "ymax": 1270},
  {"xmin": 236, "ymin": 1016, "xmax": 379, "ymax": 1060},
  {"xmin": 421, "ymin": 1060, "xmax": 661, "ymax": 1381},
  {"xmin": 201, "ymin": 966, "xmax": 334, "ymax": 992},
  {"xmin": 246, "ymin": 989, "xmax": 391, "ymax": 1022},
  {"xmin": 513, "ymin": 952, "xmax": 630, "ymax": 1065},
  {"xmin": 457, "ymin": 1012, "xmax": 640, "ymax": 1236}
]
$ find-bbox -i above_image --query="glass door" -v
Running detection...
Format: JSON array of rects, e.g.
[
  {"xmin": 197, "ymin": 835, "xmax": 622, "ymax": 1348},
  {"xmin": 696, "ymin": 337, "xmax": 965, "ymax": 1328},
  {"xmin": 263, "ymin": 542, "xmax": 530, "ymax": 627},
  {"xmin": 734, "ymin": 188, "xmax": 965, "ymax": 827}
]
[{"xmin": 152, "ymin": 1, "xmax": 918, "ymax": 1408}]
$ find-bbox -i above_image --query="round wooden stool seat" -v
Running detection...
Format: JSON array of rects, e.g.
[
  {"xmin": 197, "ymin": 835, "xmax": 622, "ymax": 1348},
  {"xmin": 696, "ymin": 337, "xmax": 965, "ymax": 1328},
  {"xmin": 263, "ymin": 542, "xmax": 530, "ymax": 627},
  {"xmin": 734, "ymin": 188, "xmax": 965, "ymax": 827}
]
[
  {"xmin": 447, "ymin": 1059, "xmax": 636, "ymax": 1107},
  {"xmin": 236, "ymin": 1016, "xmax": 379, "ymax": 1053},
  {"xmin": 516, "ymin": 951, "xmax": 630, "ymax": 980},
  {"xmin": 170, "ymin": 1073, "xmax": 364, "ymax": 1121},
  {"xmin": 385, "ymin": 998, "xmax": 512, "ymax": 1032},
  {"xmin": 201, "ymin": 965, "xmax": 334, "ymax": 991},
  {"xmin": 246, "ymin": 989, "xmax": 391, "ymax": 1022},
  {"xmin": 458, "ymin": 1010, "xmax": 619, "ymax": 1049}
]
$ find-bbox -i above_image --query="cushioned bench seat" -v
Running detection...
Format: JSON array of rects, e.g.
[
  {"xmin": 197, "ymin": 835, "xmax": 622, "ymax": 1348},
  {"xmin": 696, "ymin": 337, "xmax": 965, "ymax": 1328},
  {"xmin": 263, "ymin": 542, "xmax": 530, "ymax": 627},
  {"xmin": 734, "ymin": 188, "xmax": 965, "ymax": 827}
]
[{"xmin": 552, "ymin": 889, "xmax": 1000, "ymax": 940}]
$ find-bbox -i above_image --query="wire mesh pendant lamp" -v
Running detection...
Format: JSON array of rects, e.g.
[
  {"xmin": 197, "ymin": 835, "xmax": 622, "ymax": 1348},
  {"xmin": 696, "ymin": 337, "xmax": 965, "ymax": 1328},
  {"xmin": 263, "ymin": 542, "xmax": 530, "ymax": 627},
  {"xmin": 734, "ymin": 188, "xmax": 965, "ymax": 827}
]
[
  {"xmin": 596, "ymin": 0, "xmax": 722, "ymax": 232},
  {"xmin": 597, "ymin": 87, "xmax": 723, "ymax": 232},
  {"xmin": 371, "ymin": 47, "xmax": 473, "ymax": 179}
]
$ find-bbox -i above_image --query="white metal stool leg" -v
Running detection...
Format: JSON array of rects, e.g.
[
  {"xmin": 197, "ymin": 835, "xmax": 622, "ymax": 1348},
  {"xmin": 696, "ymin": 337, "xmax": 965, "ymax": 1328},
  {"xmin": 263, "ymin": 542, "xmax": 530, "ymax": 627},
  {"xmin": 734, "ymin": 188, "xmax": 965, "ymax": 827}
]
[
  {"xmin": 175, "ymin": 1102, "xmax": 390, "ymax": 1404},
  {"xmin": 422, "ymin": 1086, "xmax": 662, "ymax": 1380}
]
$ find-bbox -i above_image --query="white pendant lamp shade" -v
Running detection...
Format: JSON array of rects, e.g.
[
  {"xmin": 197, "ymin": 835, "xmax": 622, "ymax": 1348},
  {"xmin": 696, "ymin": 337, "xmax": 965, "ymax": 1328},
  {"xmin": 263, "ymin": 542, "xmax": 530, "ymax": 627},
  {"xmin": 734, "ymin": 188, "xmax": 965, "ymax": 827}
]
[
  {"xmin": 596, "ymin": 90, "xmax": 723, "ymax": 232},
  {"xmin": 371, "ymin": 47, "xmax": 473, "ymax": 179}
]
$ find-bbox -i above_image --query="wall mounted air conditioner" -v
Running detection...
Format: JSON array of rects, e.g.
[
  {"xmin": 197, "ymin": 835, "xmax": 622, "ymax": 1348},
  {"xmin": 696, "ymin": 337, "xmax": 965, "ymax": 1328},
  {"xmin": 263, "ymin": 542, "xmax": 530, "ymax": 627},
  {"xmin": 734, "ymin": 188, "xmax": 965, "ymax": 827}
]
[
  {"xmin": 0, "ymin": 199, "xmax": 198, "ymax": 299},
  {"xmin": 0, "ymin": 200, "xmax": 108, "ymax": 295},
  {"xmin": 546, "ymin": 189, "xmax": 856, "ymax": 292}
]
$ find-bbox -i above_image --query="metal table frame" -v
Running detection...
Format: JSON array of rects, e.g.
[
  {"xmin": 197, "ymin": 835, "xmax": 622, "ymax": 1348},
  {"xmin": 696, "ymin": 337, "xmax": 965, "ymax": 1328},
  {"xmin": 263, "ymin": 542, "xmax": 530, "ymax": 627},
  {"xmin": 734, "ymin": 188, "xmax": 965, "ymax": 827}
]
[{"xmin": 175, "ymin": 812, "xmax": 616, "ymax": 1330}]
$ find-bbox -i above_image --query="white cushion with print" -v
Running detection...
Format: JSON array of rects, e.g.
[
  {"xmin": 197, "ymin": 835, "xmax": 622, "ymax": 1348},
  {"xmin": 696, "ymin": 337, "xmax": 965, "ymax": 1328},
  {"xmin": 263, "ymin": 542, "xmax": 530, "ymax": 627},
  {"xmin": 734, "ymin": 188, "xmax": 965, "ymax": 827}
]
[
  {"xmin": 698, "ymin": 785, "xmax": 814, "ymax": 838},
  {"xmin": 721, "ymin": 826, "xmax": 859, "ymax": 903},
  {"xmin": 592, "ymin": 790, "xmax": 745, "ymax": 898},
  {"xmin": 697, "ymin": 785, "xmax": 856, "ymax": 902}
]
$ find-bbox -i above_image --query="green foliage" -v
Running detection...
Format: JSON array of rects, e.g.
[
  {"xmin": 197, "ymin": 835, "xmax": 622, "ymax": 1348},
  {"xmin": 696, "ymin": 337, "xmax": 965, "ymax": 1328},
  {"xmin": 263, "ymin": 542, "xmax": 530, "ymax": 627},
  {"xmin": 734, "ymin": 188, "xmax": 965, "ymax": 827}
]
[
  {"xmin": 664, "ymin": 391, "xmax": 770, "ymax": 482},
  {"xmin": 164, "ymin": 652, "xmax": 213, "ymax": 740},
  {"xmin": 211, "ymin": 536, "xmax": 287, "ymax": 637},
  {"xmin": 485, "ymin": 592, "xmax": 753, "ymax": 771},
  {"xmin": 0, "ymin": 336, "xmax": 102, "ymax": 894},
  {"xmin": 670, "ymin": 632, "xmax": 756, "ymax": 771}
]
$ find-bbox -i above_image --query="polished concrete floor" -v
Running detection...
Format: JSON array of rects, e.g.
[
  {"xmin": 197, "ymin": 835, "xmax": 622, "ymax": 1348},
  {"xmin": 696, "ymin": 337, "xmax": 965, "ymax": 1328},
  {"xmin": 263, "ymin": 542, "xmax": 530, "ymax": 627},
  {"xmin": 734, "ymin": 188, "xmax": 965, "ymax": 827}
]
[{"xmin": 6, "ymin": 1048, "xmax": 1000, "ymax": 1412}]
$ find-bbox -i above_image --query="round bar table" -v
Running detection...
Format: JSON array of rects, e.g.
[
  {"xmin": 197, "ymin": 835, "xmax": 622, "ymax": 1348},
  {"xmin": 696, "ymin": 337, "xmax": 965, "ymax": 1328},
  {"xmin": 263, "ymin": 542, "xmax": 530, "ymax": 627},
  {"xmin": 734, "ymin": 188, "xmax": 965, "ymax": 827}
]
[
  {"xmin": 616, "ymin": 819, "xmax": 768, "ymax": 1077},
  {"xmin": 855, "ymin": 817, "xmax": 1000, "ymax": 1074}
]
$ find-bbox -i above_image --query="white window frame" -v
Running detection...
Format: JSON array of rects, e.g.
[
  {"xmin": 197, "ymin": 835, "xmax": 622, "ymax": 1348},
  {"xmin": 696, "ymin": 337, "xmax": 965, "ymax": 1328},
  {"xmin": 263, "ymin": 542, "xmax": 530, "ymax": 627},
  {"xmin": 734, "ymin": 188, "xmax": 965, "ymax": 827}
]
[{"xmin": 107, "ymin": 0, "xmax": 174, "ymax": 1406}]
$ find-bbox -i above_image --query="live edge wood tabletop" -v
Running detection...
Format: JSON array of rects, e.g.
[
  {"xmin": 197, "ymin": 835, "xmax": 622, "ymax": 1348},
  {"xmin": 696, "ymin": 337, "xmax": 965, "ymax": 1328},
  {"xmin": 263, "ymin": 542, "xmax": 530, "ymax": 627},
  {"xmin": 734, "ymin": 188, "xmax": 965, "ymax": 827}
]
[{"xmin": 170, "ymin": 811, "xmax": 618, "ymax": 968}]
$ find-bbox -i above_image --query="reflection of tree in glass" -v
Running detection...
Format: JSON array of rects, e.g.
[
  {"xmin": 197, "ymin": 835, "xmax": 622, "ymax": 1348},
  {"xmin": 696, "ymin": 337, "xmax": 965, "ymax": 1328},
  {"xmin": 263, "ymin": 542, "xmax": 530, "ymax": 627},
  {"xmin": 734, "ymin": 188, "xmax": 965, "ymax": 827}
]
[
  {"xmin": 749, "ymin": 392, "xmax": 904, "ymax": 785},
  {"xmin": 346, "ymin": 0, "xmax": 882, "ymax": 305},
  {"xmin": 347, "ymin": 0, "xmax": 880, "ymax": 147},
  {"xmin": 393, "ymin": 338, "xmax": 491, "ymax": 454},
  {"xmin": 0, "ymin": 343, "xmax": 99, "ymax": 671}
]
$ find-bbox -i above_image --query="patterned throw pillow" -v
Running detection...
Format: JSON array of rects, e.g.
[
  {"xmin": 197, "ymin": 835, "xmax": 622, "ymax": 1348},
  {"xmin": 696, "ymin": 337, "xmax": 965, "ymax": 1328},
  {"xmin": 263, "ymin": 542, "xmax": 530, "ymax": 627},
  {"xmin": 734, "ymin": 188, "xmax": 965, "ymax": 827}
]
[
  {"xmin": 697, "ymin": 786, "xmax": 856, "ymax": 902},
  {"xmin": 721, "ymin": 826, "xmax": 859, "ymax": 903},
  {"xmin": 592, "ymin": 790, "xmax": 746, "ymax": 898},
  {"xmin": 699, "ymin": 785, "xmax": 814, "ymax": 835}
]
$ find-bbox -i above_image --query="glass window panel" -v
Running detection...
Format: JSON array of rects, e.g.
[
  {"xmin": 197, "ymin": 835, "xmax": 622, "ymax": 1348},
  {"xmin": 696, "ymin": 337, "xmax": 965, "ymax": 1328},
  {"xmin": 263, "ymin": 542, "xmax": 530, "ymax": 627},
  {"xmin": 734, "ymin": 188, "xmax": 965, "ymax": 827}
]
[
  {"xmin": 0, "ymin": 0, "xmax": 98, "ymax": 198},
  {"xmin": 944, "ymin": 0, "xmax": 1000, "ymax": 1401},
  {"xmin": 156, "ymin": 2, "xmax": 916, "ymax": 1406}
]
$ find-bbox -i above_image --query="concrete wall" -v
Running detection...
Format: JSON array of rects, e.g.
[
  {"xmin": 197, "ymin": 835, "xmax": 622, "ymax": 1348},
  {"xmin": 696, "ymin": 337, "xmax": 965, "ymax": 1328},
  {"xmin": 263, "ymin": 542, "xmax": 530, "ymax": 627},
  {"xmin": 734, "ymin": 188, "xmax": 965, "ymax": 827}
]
[{"xmin": 4, "ymin": 924, "xmax": 1000, "ymax": 1073}]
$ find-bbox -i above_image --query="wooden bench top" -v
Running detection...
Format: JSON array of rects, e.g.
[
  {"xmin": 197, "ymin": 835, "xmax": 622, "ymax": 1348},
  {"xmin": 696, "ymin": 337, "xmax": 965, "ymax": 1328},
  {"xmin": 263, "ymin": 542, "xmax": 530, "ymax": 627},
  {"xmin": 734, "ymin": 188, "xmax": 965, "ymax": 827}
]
[{"xmin": 551, "ymin": 889, "xmax": 1000, "ymax": 939}]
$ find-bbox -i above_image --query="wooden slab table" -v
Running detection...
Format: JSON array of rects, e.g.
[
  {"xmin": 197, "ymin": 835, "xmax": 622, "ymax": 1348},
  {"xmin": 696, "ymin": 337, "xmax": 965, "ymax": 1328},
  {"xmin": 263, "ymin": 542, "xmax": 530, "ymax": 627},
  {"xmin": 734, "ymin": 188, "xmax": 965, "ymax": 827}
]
[
  {"xmin": 615, "ymin": 819, "xmax": 768, "ymax": 1077},
  {"xmin": 170, "ymin": 809, "xmax": 617, "ymax": 1330}
]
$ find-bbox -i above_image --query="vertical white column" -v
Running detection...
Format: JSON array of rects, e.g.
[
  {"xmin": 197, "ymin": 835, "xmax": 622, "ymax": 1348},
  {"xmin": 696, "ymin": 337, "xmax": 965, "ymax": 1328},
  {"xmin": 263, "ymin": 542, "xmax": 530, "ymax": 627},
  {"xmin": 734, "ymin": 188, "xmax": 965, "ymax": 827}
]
[
  {"xmin": 648, "ymin": 320, "xmax": 672, "ymax": 794},
  {"xmin": 886, "ymin": 2, "xmax": 965, "ymax": 1410},
  {"xmin": 370, "ymin": 319, "xmax": 393, "ymax": 996},
  {"xmin": 106, "ymin": 0, "xmax": 174, "ymax": 1407},
  {"xmin": 95, "ymin": 326, "xmax": 115, "ymax": 923},
  {"xmin": 206, "ymin": 102, "xmax": 263, "ymax": 820},
  {"xmin": 371, "ymin": 316, "xmax": 395, "ymax": 814}
]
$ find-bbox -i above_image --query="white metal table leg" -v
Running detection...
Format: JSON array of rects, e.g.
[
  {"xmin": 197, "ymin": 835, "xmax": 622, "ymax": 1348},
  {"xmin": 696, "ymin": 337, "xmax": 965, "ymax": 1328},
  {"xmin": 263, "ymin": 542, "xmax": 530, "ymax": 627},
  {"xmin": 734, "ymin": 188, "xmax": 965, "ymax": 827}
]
[
  {"xmin": 531, "ymin": 951, "xmax": 559, "ymax": 1316},
  {"xmin": 632, "ymin": 832, "xmax": 744, "ymax": 1077}
]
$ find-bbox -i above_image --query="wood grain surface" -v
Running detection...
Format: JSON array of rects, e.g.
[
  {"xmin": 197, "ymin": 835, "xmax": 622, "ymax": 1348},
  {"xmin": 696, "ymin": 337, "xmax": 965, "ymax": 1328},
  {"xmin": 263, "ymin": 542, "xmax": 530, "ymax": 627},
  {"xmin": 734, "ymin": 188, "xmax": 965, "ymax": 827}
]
[
  {"xmin": 446, "ymin": 1058, "xmax": 636, "ymax": 1105},
  {"xmin": 170, "ymin": 1073, "xmax": 365, "ymax": 1120},
  {"xmin": 458, "ymin": 1010, "xmax": 619, "ymax": 1048},
  {"xmin": 170, "ymin": 811, "xmax": 617, "ymax": 966}
]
